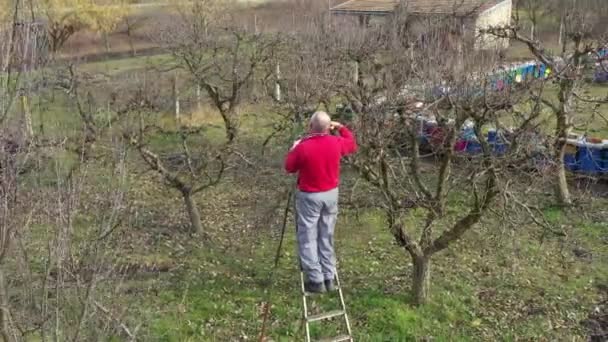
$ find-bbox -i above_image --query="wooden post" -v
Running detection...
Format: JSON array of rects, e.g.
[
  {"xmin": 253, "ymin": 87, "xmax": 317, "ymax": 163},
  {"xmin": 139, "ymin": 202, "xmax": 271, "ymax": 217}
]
[
  {"xmin": 21, "ymin": 95, "xmax": 33, "ymax": 138},
  {"xmin": 530, "ymin": 23, "xmax": 535, "ymax": 41},
  {"xmin": 172, "ymin": 73, "xmax": 180, "ymax": 120},
  {"xmin": 352, "ymin": 61, "xmax": 359, "ymax": 85},
  {"xmin": 103, "ymin": 32, "xmax": 110, "ymax": 55},
  {"xmin": 558, "ymin": 15, "xmax": 564, "ymax": 47},
  {"xmin": 274, "ymin": 62, "xmax": 281, "ymax": 102},
  {"xmin": 196, "ymin": 83, "xmax": 202, "ymax": 111}
]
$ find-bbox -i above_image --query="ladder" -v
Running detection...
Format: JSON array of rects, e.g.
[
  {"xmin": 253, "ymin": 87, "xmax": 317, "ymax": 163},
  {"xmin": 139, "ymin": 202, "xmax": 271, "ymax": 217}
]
[{"xmin": 300, "ymin": 269, "xmax": 353, "ymax": 342}]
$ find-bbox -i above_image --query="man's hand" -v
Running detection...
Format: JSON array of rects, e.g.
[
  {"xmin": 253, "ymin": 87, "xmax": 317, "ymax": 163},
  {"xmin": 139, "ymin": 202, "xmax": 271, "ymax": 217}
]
[
  {"xmin": 290, "ymin": 139, "xmax": 301, "ymax": 150},
  {"xmin": 330, "ymin": 121, "xmax": 343, "ymax": 130}
]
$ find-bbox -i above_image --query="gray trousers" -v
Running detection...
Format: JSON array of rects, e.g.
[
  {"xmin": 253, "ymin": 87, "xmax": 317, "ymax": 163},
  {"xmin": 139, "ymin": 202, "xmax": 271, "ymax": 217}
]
[{"xmin": 295, "ymin": 188, "xmax": 338, "ymax": 283}]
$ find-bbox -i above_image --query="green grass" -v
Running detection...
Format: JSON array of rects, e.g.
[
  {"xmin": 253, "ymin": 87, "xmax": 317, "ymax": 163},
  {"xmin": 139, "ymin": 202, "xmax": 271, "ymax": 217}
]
[
  {"xmin": 12, "ymin": 126, "xmax": 607, "ymax": 340},
  {"xmin": 82, "ymin": 184, "xmax": 604, "ymax": 341},
  {"xmin": 79, "ymin": 53, "xmax": 175, "ymax": 76}
]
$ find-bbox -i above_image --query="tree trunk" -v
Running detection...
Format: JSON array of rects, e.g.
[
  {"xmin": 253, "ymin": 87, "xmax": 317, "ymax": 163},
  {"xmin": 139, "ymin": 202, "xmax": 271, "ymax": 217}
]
[
  {"xmin": 182, "ymin": 190, "xmax": 203, "ymax": 234},
  {"xmin": 0, "ymin": 268, "xmax": 11, "ymax": 342},
  {"xmin": 412, "ymin": 256, "xmax": 431, "ymax": 306},
  {"xmin": 221, "ymin": 109, "xmax": 239, "ymax": 144},
  {"xmin": 126, "ymin": 18, "xmax": 137, "ymax": 57},
  {"xmin": 555, "ymin": 81, "xmax": 573, "ymax": 206},
  {"xmin": 554, "ymin": 127, "xmax": 572, "ymax": 206}
]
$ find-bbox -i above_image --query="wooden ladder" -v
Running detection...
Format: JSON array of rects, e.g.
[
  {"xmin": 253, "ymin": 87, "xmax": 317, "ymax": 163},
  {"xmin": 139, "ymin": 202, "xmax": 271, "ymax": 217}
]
[{"xmin": 300, "ymin": 269, "xmax": 353, "ymax": 342}]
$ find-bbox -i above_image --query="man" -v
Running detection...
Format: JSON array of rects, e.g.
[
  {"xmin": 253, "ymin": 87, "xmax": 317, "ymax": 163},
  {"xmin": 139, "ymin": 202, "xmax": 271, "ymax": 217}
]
[{"xmin": 284, "ymin": 111, "xmax": 357, "ymax": 293}]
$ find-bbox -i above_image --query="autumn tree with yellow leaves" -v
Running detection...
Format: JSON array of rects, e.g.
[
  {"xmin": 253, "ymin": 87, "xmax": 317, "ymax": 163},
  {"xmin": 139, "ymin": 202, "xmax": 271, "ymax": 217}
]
[
  {"xmin": 34, "ymin": 0, "xmax": 131, "ymax": 54},
  {"xmin": 1, "ymin": 0, "xmax": 131, "ymax": 54}
]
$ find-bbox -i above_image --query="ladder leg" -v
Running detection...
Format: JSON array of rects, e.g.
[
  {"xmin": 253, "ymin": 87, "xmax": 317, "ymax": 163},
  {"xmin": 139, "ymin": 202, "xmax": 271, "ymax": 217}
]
[
  {"xmin": 301, "ymin": 272, "xmax": 312, "ymax": 342},
  {"xmin": 335, "ymin": 271, "xmax": 353, "ymax": 340}
]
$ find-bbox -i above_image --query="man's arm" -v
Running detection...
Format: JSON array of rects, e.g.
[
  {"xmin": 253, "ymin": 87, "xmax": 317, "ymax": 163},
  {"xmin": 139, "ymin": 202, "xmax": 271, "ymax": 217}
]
[
  {"xmin": 333, "ymin": 123, "xmax": 357, "ymax": 156},
  {"xmin": 284, "ymin": 144, "xmax": 300, "ymax": 173}
]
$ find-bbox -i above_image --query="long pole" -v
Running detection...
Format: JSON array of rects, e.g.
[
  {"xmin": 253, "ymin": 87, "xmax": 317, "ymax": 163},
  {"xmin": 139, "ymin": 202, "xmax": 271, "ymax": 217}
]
[{"xmin": 258, "ymin": 188, "xmax": 294, "ymax": 342}]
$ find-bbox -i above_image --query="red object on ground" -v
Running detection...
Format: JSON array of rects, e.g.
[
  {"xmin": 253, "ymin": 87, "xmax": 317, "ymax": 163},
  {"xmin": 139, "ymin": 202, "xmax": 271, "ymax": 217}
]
[
  {"xmin": 284, "ymin": 126, "xmax": 358, "ymax": 192},
  {"xmin": 454, "ymin": 140, "xmax": 467, "ymax": 152},
  {"xmin": 588, "ymin": 137, "xmax": 603, "ymax": 144},
  {"xmin": 428, "ymin": 126, "xmax": 446, "ymax": 148}
]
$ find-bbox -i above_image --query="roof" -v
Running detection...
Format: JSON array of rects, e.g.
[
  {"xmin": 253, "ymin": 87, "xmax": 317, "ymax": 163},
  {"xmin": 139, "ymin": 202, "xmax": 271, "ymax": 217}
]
[{"xmin": 330, "ymin": 0, "xmax": 505, "ymax": 16}]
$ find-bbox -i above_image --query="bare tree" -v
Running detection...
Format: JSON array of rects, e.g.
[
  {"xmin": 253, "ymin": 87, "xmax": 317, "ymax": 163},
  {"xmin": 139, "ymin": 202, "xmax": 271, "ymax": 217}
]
[
  {"xmin": 158, "ymin": 0, "xmax": 281, "ymax": 144},
  {"xmin": 0, "ymin": 139, "xmax": 19, "ymax": 342},
  {"xmin": 114, "ymin": 74, "xmax": 228, "ymax": 235},
  {"xmin": 0, "ymin": 64, "xmax": 139, "ymax": 341},
  {"xmin": 121, "ymin": 15, "xmax": 148, "ymax": 57},
  {"xmin": 300, "ymin": 12, "xmax": 552, "ymax": 305},
  {"xmin": 0, "ymin": 0, "xmax": 23, "ymax": 127},
  {"xmin": 259, "ymin": 19, "xmax": 344, "ymax": 149},
  {"xmin": 125, "ymin": 128, "xmax": 226, "ymax": 236},
  {"xmin": 484, "ymin": 2, "xmax": 607, "ymax": 206}
]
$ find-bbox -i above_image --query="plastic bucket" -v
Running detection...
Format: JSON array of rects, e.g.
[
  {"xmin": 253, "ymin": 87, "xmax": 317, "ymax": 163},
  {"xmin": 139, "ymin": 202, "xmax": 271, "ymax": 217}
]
[
  {"xmin": 487, "ymin": 130, "xmax": 497, "ymax": 143},
  {"xmin": 592, "ymin": 148, "xmax": 608, "ymax": 173},
  {"xmin": 578, "ymin": 145, "xmax": 602, "ymax": 174},
  {"xmin": 466, "ymin": 141, "xmax": 483, "ymax": 154}
]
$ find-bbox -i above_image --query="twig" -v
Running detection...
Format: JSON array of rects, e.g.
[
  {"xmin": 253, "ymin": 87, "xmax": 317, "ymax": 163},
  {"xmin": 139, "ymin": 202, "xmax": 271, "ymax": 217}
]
[{"xmin": 93, "ymin": 301, "xmax": 137, "ymax": 341}]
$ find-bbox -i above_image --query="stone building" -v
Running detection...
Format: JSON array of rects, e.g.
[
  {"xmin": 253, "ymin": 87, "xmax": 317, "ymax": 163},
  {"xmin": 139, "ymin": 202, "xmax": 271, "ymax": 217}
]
[{"xmin": 330, "ymin": 0, "xmax": 512, "ymax": 50}]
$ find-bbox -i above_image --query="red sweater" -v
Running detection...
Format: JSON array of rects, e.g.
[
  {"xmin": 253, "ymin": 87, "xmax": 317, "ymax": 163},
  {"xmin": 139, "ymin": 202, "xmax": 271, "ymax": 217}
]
[{"xmin": 284, "ymin": 126, "xmax": 357, "ymax": 192}]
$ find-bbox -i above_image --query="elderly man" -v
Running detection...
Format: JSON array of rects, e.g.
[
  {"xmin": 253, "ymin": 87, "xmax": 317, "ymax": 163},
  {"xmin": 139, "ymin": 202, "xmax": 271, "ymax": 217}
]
[{"xmin": 284, "ymin": 111, "xmax": 357, "ymax": 293}]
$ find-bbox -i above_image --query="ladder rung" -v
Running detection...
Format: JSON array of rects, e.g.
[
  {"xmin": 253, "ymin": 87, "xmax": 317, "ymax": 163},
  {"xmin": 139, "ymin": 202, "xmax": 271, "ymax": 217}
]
[
  {"xmin": 318, "ymin": 334, "xmax": 352, "ymax": 342},
  {"xmin": 307, "ymin": 310, "xmax": 345, "ymax": 322},
  {"xmin": 304, "ymin": 287, "xmax": 341, "ymax": 296}
]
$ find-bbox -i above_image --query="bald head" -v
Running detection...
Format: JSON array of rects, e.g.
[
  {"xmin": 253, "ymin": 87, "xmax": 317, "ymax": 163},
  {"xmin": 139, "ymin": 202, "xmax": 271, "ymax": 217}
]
[{"xmin": 309, "ymin": 111, "xmax": 331, "ymax": 133}]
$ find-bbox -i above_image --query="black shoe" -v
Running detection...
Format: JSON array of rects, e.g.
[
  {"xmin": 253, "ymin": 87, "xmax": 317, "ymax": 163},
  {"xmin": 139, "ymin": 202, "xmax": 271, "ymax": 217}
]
[
  {"xmin": 324, "ymin": 279, "xmax": 336, "ymax": 292},
  {"xmin": 304, "ymin": 281, "xmax": 326, "ymax": 294}
]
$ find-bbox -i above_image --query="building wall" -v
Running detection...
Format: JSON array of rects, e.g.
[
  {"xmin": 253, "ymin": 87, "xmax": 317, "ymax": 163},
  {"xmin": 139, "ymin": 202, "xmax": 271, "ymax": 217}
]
[{"xmin": 474, "ymin": 0, "xmax": 512, "ymax": 50}]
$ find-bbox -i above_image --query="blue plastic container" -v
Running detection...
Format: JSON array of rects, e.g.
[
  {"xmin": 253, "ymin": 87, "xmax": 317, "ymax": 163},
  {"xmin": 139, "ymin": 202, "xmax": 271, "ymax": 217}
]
[
  {"xmin": 466, "ymin": 141, "xmax": 483, "ymax": 154},
  {"xmin": 577, "ymin": 144, "xmax": 608, "ymax": 174},
  {"xmin": 592, "ymin": 148, "xmax": 608, "ymax": 173},
  {"xmin": 564, "ymin": 153, "xmax": 579, "ymax": 171},
  {"xmin": 487, "ymin": 130, "xmax": 497, "ymax": 143},
  {"xmin": 578, "ymin": 147, "xmax": 595, "ymax": 173},
  {"xmin": 595, "ymin": 70, "xmax": 608, "ymax": 83},
  {"xmin": 539, "ymin": 64, "xmax": 547, "ymax": 78},
  {"xmin": 486, "ymin": 130, "xmax": 508, "ymax": 155},
  {"xmin": 496, "ymin": 144, "xmax": 507, "ymax": 155},
  {"xmin": 526, "ymin": 65, "xmax": 535, "ymax": 77},
  {"xmin": 563, "ymin": 142, "xmax": 580, "ymax": 171}
]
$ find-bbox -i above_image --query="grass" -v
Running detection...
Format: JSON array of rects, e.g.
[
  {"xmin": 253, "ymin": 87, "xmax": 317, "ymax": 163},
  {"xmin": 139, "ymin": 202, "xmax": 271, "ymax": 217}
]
[
  {"xmin": 104, "ymin": 192, "xmax": 605, "ymax": 341},
  {"xmin": 78, "ymin": 53, "xmax": 175, "ymax": 76},
  {"xmin": 42, "ymin": 153, "xmax": 597, "ymax": 342},
  {"xmin": 12, "ymin": 117, "xmax": 608, "ymax": 340}
]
